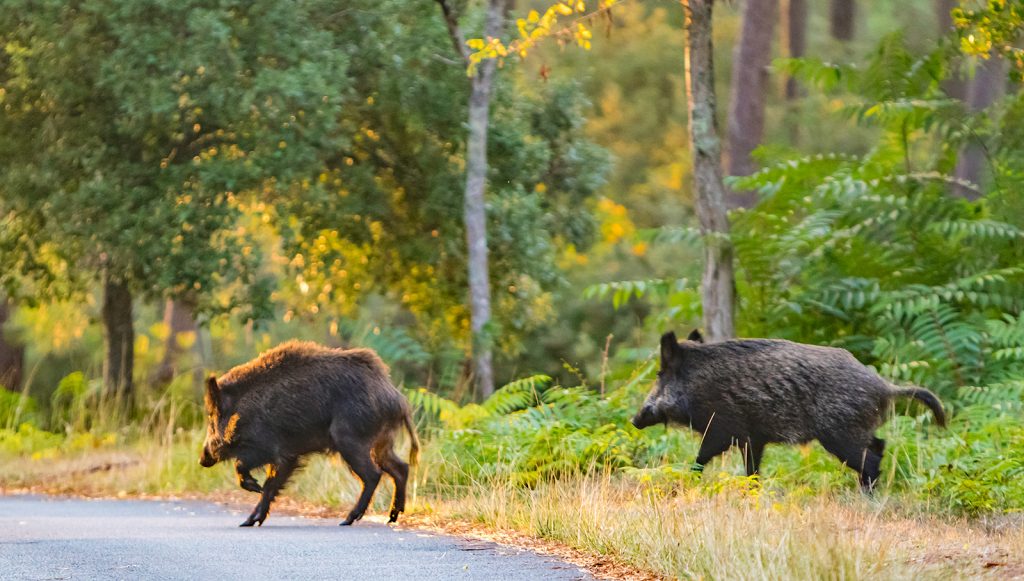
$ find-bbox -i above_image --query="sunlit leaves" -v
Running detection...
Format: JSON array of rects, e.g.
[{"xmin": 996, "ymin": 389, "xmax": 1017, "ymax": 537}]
[
  {"xmin": 466, "ymin": 0, "xmax": 617, "ymax": 74},
  {"xmin": 954, "ymin": 0, "xmax": 1024, "ymax": 78}
]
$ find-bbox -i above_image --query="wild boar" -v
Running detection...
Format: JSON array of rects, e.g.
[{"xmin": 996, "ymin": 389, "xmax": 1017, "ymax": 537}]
[
  {"xmin": 632, "ymin": 330, "xmax": 946, "ymax": 490},
  {"xmin": 199, "ymin": 340, "xmax": 420, "ymax": 527}
]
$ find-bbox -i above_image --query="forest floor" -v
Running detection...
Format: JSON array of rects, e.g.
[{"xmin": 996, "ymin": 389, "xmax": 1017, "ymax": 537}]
[{"xmin": 1, "ymin": 447, "xmax": 1022, "ymax": 580}]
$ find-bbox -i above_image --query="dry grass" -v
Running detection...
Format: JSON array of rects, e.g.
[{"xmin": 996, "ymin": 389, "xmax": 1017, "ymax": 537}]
[
  {"xmin": 423, "ymin": 475, "xmax": 1024, "ymax": 580},
  {"xmin": 2, "ymin": 438, "xmax": 1023, "ymax": 580}
]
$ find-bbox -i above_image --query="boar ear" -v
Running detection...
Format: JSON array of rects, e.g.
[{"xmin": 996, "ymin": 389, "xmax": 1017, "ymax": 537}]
[
  {"xmin": 660, "ymin": 331, "xmax": 680, "ymax": 362},
  {"xmin": 687, "ymin": 329, "xmax": 704, "ymax": 343},
  {"xmin": 204, "ymin": 375, "xmax": 221, "ymax": 409}
]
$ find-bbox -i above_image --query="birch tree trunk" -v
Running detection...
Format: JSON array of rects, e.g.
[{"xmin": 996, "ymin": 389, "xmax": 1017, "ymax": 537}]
[
  {"xmin": 684, "ymin": 0, "xmax": 736, "ymax": 342},
  {"xmin": 435, "ymin": 0, "xmax": 506, "ymax": 398},
  {"xmin": 726, "ymin": 0, "xmax": 778, "ymax": 209}
]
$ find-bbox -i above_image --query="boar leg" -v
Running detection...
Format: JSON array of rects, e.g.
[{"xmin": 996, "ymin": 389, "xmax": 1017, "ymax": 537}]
[
  {"xmin": 240, "ymin": 458, "xmax": 298, "ymax": 527},
  {"xmin": 693, "ymin": 428, "xmax": 733, "ymax": 472},
  {"xmin": 234, "ymin": 460, "xmax": 263, "ymax": 494},
  {"xmin": 336, "ymin": 442, "xmax": 382, "ymax": 526},
  {"xmin": 741, "ymin": 439, "xmax": 766, "ymax": 477},
  {"xmin": 869, "ymin": 437, "xmax": 885, "ymax": 457},
  {"xmin": 376, "ymin": 449, "xmax": 410, "ymax": 523},
  {"xmin": 818, "ymin": 436, "xmax": 882, "ymax": 492}
]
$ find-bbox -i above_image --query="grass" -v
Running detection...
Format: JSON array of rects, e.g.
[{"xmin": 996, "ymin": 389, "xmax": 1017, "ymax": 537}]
[{"xmin": 2, "ymin": 425, "xmax": 1022, "ymax": 580}]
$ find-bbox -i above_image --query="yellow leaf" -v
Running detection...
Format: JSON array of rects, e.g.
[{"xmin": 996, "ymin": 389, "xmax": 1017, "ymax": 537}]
[
  {"xmin": 527, "ymin": 9, "xmax": 540, "ymax": 23},
  {"xmin": 556, "ymin": 3, "xmax": 573, "ymax": 15},
  {"xmin": 467, "ymin": 38, "xmax": 485, "ymax": 50},
  {"xmin": 575, "ymin": 0, "xmax": 586, "ymax": 12}
]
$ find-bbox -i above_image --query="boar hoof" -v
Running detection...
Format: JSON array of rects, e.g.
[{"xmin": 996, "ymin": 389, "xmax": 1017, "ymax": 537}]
[
  {"xmin": 240, "ymin": 480, "xmax": 263, "ymax": 494},
  {"xmin": 240, "ymin": 519, "xmax": 256, "ymax": 527},
  {"xmin": 388, "ymin": 510, "xmax": 400, "ymax": 523},
  {"xmin": 339, "ymin": 519, "xmax": 354, "ymax": 526}
]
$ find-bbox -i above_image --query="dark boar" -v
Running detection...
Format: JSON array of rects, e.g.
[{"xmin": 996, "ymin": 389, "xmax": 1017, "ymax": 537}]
[
  {"xmin": 632, "ymin": 330, "xmax": 946, "ymax": 490},
  {"xmin": 199, "ymin": 340, "xmax": 420, "ymax": 527}
]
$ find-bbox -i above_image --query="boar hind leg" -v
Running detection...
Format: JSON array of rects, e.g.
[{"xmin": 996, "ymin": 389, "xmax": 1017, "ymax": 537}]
[
  {"xmin": 336, "ymin": 441, "xmax": 382, "ymax": 526},
  {"xmin": 819, "ymin": 436, "xmax": 882, "ymax": 493},
  {"xmin": 241, "ymin": 458, "xmax": 298, "ymax": 527},
  {"xmin": 741, "ymin": 439, "xmax": 766, "ymax": 477},
  {"xmin": 375, "ymin": 447, "xmax": 410, "ymax": 523}
]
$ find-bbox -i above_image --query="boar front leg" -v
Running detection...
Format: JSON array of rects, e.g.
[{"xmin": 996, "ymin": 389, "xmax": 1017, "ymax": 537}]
[
  {"xmin": 234, "ymin": 460, "xmax": 263, "ymax": 494},
  {"xmin": 693, "ymin": 427, "xmax": 732, "ymax": 473},
  {"xmin": 240, "ymin": 458, "xmax": 298, "ymax": 527},
  {"xmin": 741, "ymin": 438, "xmax": 766, "ymax": 477}
]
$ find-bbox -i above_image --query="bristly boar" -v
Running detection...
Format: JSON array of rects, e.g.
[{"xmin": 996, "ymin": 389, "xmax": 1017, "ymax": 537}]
[
  {"xmin": 199, "ymin": 340, "xmax": 420, "ymax": 527},
  {"xmin": 632, "ymin": 330, "xmax": 946, "ymax": 490}
]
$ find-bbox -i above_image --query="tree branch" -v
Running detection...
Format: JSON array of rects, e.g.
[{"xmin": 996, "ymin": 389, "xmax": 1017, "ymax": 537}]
[{"xmin": 435, "ymin": 0, "xmax": 470, "ymax": 65}]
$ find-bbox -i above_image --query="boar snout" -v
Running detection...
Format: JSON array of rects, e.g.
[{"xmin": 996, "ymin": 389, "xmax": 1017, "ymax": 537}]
[
  {"xmin": 199, "ymin": 447, "xmax": 217, "ymax": 468},
  {"xmin": 631, "ymin": 405, "xmax": 665, "ymax": 429}
]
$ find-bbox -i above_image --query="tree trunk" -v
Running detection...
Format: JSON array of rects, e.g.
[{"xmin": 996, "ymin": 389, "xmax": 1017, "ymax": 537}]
[
  {"xmin": 685, "ymin": 0, "xmax": 736, "ymax": 342},
  {"xmin": 726, "ymin": 0, "xmax": 778, "ymax": 208},
  {"xmin": 934, "ymin": 0, "xmax": 955, "ymax": 34},
  {"xmin": 953, "ymin": 54, "xmax": 1006, "ymax": 200},
  {"xmin": 102, "ymin": 275, "xmax": 134, "ymax": 397},
  {"xmin": 466, "ymin": 70, "xmax": 496, "ymax": 399},
  {"xmin": 435, "ymin": 0, "xmax": 505, "ymax": 399},
  {"xmin": 154, "ymin": 298, "xmax": 198, "ymax": 385},
  {"xmin": 936, "ymin": 0, "xmax": 967, "ymax": 100},
  {"xmin": 830, "ymin": 0, "xmax": 855, "ymax": 41},
  {"xmin": 0, "ymin": 297, "xmax": 24, "ymax": 392},
  {"xmin": 784, "ymin": 0, "xmax": 806, "ymax": 101}
]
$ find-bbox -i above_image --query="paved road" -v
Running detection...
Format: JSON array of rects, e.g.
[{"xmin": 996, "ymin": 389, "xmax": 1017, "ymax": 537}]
[{"xmin": 0, "ymin": 496, "xmax": 591, "ymax": 580}]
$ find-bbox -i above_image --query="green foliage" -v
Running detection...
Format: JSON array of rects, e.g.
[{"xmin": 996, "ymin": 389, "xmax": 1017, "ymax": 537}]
[
  {"xmin": 0, "ymin": 389, "xmax": 36, "ymax": 429},
  {"xmin": 274, "ymin": 1, "xmax": 609, "ymax": 366},
  {"xmin": 0, "ymin": 0, "xmax": 350, "ymax": 314}
]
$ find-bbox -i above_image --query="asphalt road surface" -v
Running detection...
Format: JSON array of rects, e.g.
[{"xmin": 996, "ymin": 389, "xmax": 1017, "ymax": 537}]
[{"xmin": 0, "ymin": 496, "xmax": 591, "ymax": 580}]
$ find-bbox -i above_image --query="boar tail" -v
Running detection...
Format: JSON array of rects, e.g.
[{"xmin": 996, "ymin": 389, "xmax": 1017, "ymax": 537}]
[
  {"xmin": 890, "ymin": 385, "xmax": 947, "ymax": 428},
  {"xmin": 403, "ymin": 407, "xmax": 421, "ymax": 467}
]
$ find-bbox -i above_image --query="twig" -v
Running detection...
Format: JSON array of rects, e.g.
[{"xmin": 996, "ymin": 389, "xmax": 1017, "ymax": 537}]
[{"xmin": 435, "ymin": 0, "xmax": 470, "ymax": 65}]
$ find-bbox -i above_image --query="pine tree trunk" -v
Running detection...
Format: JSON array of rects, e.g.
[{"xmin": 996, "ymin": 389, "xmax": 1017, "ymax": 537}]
[
  {"xmin": 784, "ymin": 0, "xmax": 806, "ymax": 101},
  {"xmin": 954, "ymin": 55, "xmax": 1006, "ymax": 200},
  {"xmin": 154, "ymin": 298, "xmax": 198, "ymax": 385},
  {"xmin": 102, "ymin": 275, "xmax": 134, "ymax": 397},
  {"xmin": 936, "ymin": 0, "xmax": 967, "ymax": 100},
  {"xmin": 830, "ymin": 0, "xmax": 855, "ymax": 41},
  {"xmin": 726, "ymin": 0, "xmax": 778, "ymax": 208},
  {"xmin": 685, "ymin": 0, "xmax": 736, "ymax": 342},
  {"xmin": 0, "ymin": 297, "xmax": 24, "ymax": 392}
]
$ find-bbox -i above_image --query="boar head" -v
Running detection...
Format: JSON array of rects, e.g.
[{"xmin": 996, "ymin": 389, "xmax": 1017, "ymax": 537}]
[
  {"xmin": 631, "ymin": 330, "xmax": 701, "ymax": 429},
  {"xmin": 199, "ymin": 375, "xmax": 236, "ymax": 467}
]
